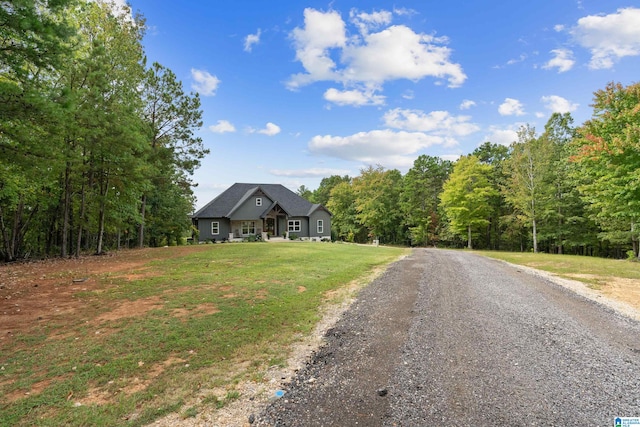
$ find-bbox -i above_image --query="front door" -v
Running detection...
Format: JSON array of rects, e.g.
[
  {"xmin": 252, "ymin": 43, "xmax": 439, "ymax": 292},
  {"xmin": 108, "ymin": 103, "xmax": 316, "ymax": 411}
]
[{"xmin": 266, "ymin": 218, "xmax": 275, "ymax": 235}]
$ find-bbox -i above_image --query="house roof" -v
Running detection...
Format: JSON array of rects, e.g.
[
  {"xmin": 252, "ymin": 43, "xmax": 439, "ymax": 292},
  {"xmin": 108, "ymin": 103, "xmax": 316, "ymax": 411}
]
[{"xmin": 192, "ymin": 183, "xmax": 328, "ymax": 219}]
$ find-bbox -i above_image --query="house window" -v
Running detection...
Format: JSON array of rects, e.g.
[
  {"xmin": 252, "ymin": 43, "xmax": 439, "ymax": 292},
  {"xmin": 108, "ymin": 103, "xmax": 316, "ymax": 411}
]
[
  {"xmin": 256, "ymin": 197, "xmax": 262, "ymax": 206},
  {"xmin": 288, "ymin": 220, "xmax": 301, "ymax": 232},
  {"xmin": 211, "ymin": 221, "xmax": 220, "ymax": 235},
  {"xmin": 317, "ymin": 220, "xmax": 324, "ymax": 234},
  {"xmin": 242, "ymin": 221, "xmax": 256, "ymax": 235}
]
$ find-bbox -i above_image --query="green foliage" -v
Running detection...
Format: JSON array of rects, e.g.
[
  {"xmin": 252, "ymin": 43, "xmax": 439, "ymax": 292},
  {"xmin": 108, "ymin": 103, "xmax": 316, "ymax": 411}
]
[
  {"xmin": 440, "ymin": 155, "xmax": 497, "ymax": 249},
  {"xmin": 312, "ymin": 175, "xmax": 351, "ymax": 205},
  {"xmin": 571, "ymin": 82, "xmax": 640, "ymax": 254},
  {"xmin": 352, "ymin": 165, "xmax": 404, "ymax": 244},
  {"xmin": 401, "ymin": 155, "xmax": 452, "ymax": 246},
  {"xmin": 326, "ymin": 180, "xmax": 365, "ymax": 242},
  {"xmin": 296, "ymin": 185, "xmax": 313, "ymax": 201},
  {"xmin": 0, "ymin": 1, "xmax": 205, "ymax": 260},
  {"xmin": 472, "ymin": 142, "xmax": 510, "ymax": 250}
]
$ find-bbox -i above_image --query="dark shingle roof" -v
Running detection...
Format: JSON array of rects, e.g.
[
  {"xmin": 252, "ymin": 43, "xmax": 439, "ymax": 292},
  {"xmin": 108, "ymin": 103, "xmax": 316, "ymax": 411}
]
[{"xmin": 193, "ymin": 183, "xmax": 322, "ymax": 218}]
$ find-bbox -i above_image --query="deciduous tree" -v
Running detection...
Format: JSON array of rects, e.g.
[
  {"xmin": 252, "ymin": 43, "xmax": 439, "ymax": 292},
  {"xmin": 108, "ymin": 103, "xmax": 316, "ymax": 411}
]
[
  {"xmin": 440, "ymin": 155, "xmax": 497, "ymax": 249},
  {"xmin": 503, "ymin": 125, "xmax": 554, "ymax": 253},
  {"xmin": 401, "ymin": 155, "xmax": 452, "ymax": 246},
  {"xmin": 571, "ymin": 82, "xmax": 640, "ymax": 256}
]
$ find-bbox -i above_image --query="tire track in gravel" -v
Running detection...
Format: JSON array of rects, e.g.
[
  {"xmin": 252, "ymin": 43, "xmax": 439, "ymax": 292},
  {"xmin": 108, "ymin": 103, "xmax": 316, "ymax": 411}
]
[
  {"xmin": 256, "ymin": 250, "xmax": 423, "ymax": 426},
  {"xmin": 257, "ymin": 249, "xmax": 640, "ymax": 426}
]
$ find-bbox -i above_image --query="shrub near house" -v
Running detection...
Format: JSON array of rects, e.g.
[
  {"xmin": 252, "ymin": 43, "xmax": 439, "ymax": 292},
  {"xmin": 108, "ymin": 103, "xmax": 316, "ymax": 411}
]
[{"xmin": 191, "ymin": 183, "xmax": 332, "ymax": 242}]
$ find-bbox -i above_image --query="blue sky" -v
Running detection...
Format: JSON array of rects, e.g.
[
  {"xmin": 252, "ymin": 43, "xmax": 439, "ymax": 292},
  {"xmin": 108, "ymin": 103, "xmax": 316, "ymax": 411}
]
[{"xmin": 118, "ymin": 0, "xmax": 640, "ymax": 209}]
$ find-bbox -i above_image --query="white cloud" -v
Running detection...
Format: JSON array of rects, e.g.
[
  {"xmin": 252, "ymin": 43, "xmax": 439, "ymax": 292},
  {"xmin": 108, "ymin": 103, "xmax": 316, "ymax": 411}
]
[
  {"xmin": 507, "ymin": 54, "xmax": 527, "ymax": 65},
  {"xmin": 288, "ymin": 8, "xmax": 346, "ymax": 88},
  {"xmin": 256, "ymin": 122, "xmax": 281, "ymax": 136},
  {"xmin": 90, "ymin": 0, "xmax": 136, "ymax": 22},
  {"xmin": 308, "ymin": 129, "xmax": 445, "ymax": 167},
  {"xmin": 402, "ymin": 90, "xmax": 415, "ymax": 100},
  {"xmin": 324, "ymin": 87, "xmax": 385, "ymax": 106},
  {"xmin": 209, "ymin": 120, "xmax": 236, "ymax": 134},
  {"xmin": 541, "ymin": 95, "xmax": 579, "ymax": 113},
  {"xmin": 383, "ymin": 108, "xmax": 479, "ymax": 138},
  {"xmin": 482, "ymin": 126, "xmax": 520, "ymax": 146},
  {"xmin": 498, "ymin": 98, "xmax": 525, "ymax": 116},
  {"xmin": 543, "ymin": 48, "xmax": 575, "ymax": 72},
  {"xmin": 393, "ymin": 7, "xmax": 417, "ymax": 17},
  {"xmin": 287, "ymin": 8, "xmax": 466, "ymax": 91},
  {"xmin": 341, "ymin": 25, "xmax": 466, "ymax": 87},
  {"xmin": 460, "ymin": 99, "xmax": 476, "ymax": 110},
  {"xmin": 349, "ymin": 9, "xmax": 393, "ymax": 35},
  {"xmin": 571, "ymin": 7, "xmax": 640, "ymax": 69},
  {"xmin": 244, "ymin": 29, "xmax": 261, "ymax": 52},
  {"xmin": 441, "ymin": 153, "xmax": 461, "ymax": 162},
  {"xmin": 270, "ymin": 168, "xmax": 351, "ymax": 177},
  {"xmin": 191, "ymin": 69, "xmax": 220, "ymax": 96},
  {"xmin": 554, "ymin": 24, "xmax": 565, "ymax": 32}
]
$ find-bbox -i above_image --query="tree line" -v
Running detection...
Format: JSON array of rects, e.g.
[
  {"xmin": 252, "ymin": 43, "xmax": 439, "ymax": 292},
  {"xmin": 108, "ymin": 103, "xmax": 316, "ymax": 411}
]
[
  {"xmin": 1, "ymin": 0, "xmax": 207, "ymax": 261},
  {"xmin": 301, "ymin": 81, "xmax": 640, "ymax": 258}
]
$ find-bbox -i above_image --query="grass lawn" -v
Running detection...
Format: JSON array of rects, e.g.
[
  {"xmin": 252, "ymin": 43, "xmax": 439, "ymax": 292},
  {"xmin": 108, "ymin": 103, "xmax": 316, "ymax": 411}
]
[
  {"xmin": 0, "ymin": 242, "xmax": 407, "ymax": 426},
  {"xmin": 474, "ymin": 250, "xmax": 640, "ymax": 281},
  {"xmin": 475, "ymin": 250, "xmax": 640, "ymax": 309}
]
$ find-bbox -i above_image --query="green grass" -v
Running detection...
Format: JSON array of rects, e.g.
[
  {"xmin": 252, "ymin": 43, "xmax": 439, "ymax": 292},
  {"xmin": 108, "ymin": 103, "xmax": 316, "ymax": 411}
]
[
  {"xmin": 0, "ymin": 242, "xmax": 407, "ymax": 427},
  {"xmin": 474, "ymin": 250, "xmax": 640, "ymax": 287}
]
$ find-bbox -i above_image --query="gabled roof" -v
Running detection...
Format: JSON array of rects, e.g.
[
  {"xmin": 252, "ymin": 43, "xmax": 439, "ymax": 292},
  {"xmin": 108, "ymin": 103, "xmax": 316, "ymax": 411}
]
[{"xmin": 192, "ymin": 183, "xmax": 327, "ymax": 219}]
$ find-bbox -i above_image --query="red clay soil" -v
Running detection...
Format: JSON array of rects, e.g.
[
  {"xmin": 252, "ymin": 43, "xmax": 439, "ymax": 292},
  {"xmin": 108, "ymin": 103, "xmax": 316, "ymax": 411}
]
[{"xmin": 0, "ymin": 247, "xmax": 206, "ymax": 346}]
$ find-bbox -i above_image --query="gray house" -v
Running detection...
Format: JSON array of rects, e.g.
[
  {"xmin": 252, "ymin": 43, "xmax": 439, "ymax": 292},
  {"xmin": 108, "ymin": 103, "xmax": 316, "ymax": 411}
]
[{"xmin": 192, "ymin": 183, "xmax": 332, "ymax": 242}]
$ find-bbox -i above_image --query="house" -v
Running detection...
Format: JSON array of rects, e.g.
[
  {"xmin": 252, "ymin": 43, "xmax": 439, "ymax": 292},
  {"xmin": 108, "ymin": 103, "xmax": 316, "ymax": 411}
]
[{"xmin": 191, "ymin": 183, "xmax": 332, "ymax": 242}]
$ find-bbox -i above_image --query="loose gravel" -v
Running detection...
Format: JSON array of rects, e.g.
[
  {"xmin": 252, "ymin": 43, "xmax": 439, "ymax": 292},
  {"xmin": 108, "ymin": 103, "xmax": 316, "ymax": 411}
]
[{"xmin": 256, "ymin": 249, "xmax": 640, "ymax": 426}]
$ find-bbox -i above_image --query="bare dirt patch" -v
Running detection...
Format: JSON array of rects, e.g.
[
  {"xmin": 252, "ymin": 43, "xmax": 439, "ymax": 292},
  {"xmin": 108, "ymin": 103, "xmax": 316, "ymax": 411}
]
[
  {"xmin": 77, "ymin": 356, "xmax": 188, "ymax": 407},
  {"xmin": 564, "ymin": 273, "xmax": 640, "ymax": 312},
  {"xmin": 94, "ymin": 295, "xmax": 164, "ymax": 323},
  {"xmin": 0, "ymin": 246, "xmax": 209, "ymax": 344}
]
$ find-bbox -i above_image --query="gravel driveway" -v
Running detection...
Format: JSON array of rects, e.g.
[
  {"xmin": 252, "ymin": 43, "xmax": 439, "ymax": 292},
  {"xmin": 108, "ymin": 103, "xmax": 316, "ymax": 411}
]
[{"xmin": 256, "ymin": 248, "xmax": 640, "ymax": 426}]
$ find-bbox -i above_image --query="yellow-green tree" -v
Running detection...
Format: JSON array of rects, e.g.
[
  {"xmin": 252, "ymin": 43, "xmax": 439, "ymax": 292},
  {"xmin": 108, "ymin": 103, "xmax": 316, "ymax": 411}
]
[{"xmin": 440, "ymin": 155, "xmax": 497, "ymax": 249}]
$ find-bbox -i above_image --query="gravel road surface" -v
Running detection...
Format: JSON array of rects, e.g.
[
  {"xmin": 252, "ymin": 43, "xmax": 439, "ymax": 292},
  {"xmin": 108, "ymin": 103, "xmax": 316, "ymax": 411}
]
[{"xmin": 256, "ymin": 248, "xmax": 640, "ymax": 426}]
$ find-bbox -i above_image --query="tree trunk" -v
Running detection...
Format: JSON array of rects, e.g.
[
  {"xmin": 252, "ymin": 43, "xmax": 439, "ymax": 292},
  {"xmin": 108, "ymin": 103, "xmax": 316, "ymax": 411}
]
[
  {"xmin": 96, "ymin": 178, "xmax": 109, "ymax": 255},
  {"xmin": 75, "ymin": 181, "xmax": 86, "ymax": 258},
  {"xmin": 138, "ymin": 194, "xmax": 146, "ymax": 248},
  {"xmin": 467, "ymin": 224, "xmax": 472, "ymax": 249},
  {"xmin": 0, "ymin": 205, "xmax": 15, "ymax": 261},
  {"xmin": 61, "ymin": 163, "xmax": 72, "ymax": 258},
  {"xmin": 532, "ymin": 218, "xmax": 538, "ymax": 253}
]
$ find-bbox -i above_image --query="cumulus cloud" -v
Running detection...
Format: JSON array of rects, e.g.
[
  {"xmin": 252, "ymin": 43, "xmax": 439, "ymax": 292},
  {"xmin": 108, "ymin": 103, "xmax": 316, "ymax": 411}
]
[
  {"xmin": 571, "ymin": 7, "xmax": 640, "ymax": 69},
  {"xmin": 324, "ymin": 87, "xmax": 385, "ymax": 106},
  {"xmin": 209, "ymin": 120, "xmax": 236, "ymax": 134},
  {"xmin": 460, "ymin": 99, "xmax": 476, "ymax": 110},
  {"xmin": 191, "ymin": 69, "xmax": 220, "ymax": 96},
  {"xmin": 541, "ymin": 95, "xmax": 579, "ymax": 113},
  {"xmin": 308, "ymin": 129, "xmax": 446, "ymax": 168},
  {"xmin": 255, "ymin": 122, "xmax": 281, "ymax": 136},
  {"xmin": 244, "ymin": 29, "xmax": 261, "ymax": 52},
  {"xmin": 270, "ymin": 168, "xmax": 351, "ymax": 177},
  {"xmin": 482, "ymin": 126, "xmax": 520, "ymax": 146},
  {"xmin": 498, "ymin": 98, "xmax": 525, "ymax": 116},
  {"xmin": 543, "ymin": 48, "xmax": 575, "ymax": 72},
  {"xmin": 383, "ymin": 108, "xmax": 479, "ymax": 138},
  {"xmin": 287, "ymin": 8, "xmax": 466, "ymax": 95},
  {"xmin": 288, "ymin": 8, "xmax": 346, "ymax": 88}
]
